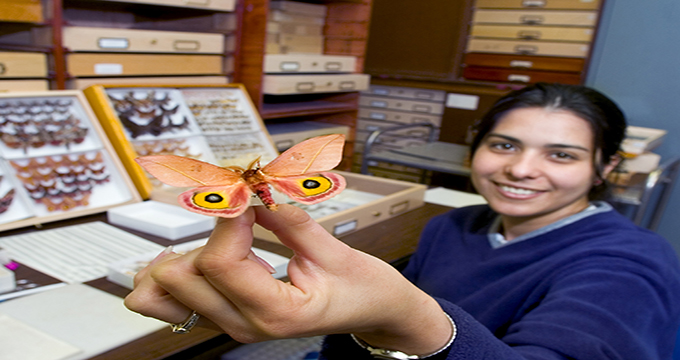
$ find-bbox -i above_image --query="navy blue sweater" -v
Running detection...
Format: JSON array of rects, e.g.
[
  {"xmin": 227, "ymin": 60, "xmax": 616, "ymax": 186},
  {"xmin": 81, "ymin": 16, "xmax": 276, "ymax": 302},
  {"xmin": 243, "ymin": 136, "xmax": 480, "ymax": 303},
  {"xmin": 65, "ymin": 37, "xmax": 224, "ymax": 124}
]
[{"xmin": 321, "ymin": 205, "xmax": 680, "ymax": 359}]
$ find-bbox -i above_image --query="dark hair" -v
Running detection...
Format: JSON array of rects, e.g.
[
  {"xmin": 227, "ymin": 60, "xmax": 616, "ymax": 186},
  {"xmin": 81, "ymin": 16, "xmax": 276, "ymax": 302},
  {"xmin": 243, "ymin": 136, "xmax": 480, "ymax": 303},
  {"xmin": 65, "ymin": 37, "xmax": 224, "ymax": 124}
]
[{"xmin": 469, "ymin": 83, "xmax": 627, "ymax": 199}]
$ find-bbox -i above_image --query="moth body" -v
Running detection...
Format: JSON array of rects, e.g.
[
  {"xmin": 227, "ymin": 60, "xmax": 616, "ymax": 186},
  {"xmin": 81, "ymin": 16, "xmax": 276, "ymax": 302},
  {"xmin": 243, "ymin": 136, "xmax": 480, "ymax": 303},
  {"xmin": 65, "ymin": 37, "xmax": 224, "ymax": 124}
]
[{"xmin": 135, "ymin": 134, "xmax": 347, "ymax": 218}]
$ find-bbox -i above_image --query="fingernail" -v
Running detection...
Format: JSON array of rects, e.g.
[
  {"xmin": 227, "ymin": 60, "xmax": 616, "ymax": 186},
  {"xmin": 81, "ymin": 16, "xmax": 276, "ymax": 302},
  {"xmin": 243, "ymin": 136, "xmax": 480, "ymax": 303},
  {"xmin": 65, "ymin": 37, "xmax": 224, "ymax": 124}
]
[
  {"xmin": 150, "ymin": 246, "xmax": 174, "ymax": 265},
  {"xmin": 248, "ymin": 251, "xmax": 277, "ymax": 274}
]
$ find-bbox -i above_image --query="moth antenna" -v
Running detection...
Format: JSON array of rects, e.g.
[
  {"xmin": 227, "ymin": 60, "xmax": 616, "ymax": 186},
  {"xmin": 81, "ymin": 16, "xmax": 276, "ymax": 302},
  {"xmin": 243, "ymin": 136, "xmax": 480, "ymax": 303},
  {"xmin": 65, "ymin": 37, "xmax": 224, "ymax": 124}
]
[{"xmin": 247, "ymin": 156, "xmax": 262, "ymax": 170}]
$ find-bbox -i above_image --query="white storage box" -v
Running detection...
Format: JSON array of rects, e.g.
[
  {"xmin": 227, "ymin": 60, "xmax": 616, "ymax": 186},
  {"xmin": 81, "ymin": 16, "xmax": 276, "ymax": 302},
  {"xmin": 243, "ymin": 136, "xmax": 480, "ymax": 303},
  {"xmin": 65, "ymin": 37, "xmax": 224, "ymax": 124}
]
[
  {"xmin": 107, "ymin": 200, "xmax": 215, "ymax": 240},
  {"xmin": 107, "ymin": 238, "xmax": 290, "ymax": 289},
  {"xmin": 264, "ymin": 54, "xmax": 357, "ymax": 73},
  {"xmin": 262, "ymin": 73, "xmax": 370, "ymax": 94}
]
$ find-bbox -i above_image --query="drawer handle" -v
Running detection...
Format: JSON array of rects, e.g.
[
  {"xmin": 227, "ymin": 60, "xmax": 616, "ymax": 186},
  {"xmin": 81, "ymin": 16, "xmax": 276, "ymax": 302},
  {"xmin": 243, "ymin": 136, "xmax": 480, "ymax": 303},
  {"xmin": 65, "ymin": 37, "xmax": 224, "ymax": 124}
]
[
  {"xmin": 174, "ymin": 40, "xmax": 201, "ymax": 51},
  {"xmin": 522, "ymin": 0, "xmax": 546, "ymax": 7},
  {"xmin": 508, "ymin": 74, "xmax": 531, "ymax": 82},
  {"xmin": 98, "ymin": 37, "xmax": 129, "ymax": 49},
  {"xmin": 414, "ymin": 91, "xmax": 434, "ymax": 100},
  {"xmin": 509, "ymin": 60, "xmax": 534, "ymax": 68},
  {"xmin": 184, "ymin": 0, "xmax": 210, "ymax": 5},
  {"xmin": 296, "ymin": 82, "xmax": 315, "ymax": 92},
  {"xmin": 368, "ymin": 112, "xmax": 387, "ymax": 120},
  {"xmin": 412, "ymin": 105, "xmax": 433, "ymax": 113},
  {"xmin": 280, "ymin": 61, "xmax": 301, "ymax": 71},
  {"xmin": 339, "ymin": 81, "xmax": 356, "ymax": 90},
  {"xmin": 325, "ymin": 62, "xmax": 342, "ymax": 71},
  {"xmin": 0, "ymin": 63, "xmax": 5, "ymax": 75},
  {"xmin": 514, "ymin": 45, "xmax": 538, "ymax": 55},
  {"xmin": 518, "ymin": 30, "xmax": 542, "ymax": 40},
  {"xmin": 370, "ymin": 100, "xmax": 388, "ymax": 108},
  {"xmin": 519, "ymin": 15, "xmax": 545, "ymax": 25}
]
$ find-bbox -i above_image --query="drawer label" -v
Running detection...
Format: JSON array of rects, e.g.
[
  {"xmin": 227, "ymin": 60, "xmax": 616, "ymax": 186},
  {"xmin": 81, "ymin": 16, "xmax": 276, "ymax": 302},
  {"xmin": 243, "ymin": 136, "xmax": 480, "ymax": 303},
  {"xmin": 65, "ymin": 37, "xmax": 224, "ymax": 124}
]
[
  {"xmin": 325, "ymin": 62, "xmax": 342, "ymax": 71},
  {"xmin": 333, "ymin": 219, "xmax": 357, "ymax": 236},
  {"xmin": 369, "ymin": 112, "xmax": 386, "ymax": 120},
  {"xmin": 94, "ymin": 63, "xmax": 123, "ymax": 75},
  {"xmin": 446, "ymin": 93, "xmax": 479, "ymax": 111},
  {"xmin": 174, "ymin": 40, "xmax": 201, "ymax": 51},
  {"xmin": 98, "ymin": 38, "xmax": 129, "ymax": 49},
  {"xmin": 280, "ymin": 62, "xmax": 301, "ymax": 71},
  {"xmin": 508, "ymin": 74, "xmax": 531, "ymax": 82},
  {"xmin": 522, "ymin": 0, "xmax": 546, "ymax": 7},
  {"xmin": 509, "ymin": 60, "xmax": 534, "ymax": 68}
]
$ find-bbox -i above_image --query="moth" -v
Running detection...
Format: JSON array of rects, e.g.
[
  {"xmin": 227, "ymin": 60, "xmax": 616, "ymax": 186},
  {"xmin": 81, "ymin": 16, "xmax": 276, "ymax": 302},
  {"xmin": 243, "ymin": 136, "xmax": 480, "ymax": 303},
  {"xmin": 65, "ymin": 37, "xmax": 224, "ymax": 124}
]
[{"xmin": 135, "ymin": 134, "xmax": 346, "ymax": 218}]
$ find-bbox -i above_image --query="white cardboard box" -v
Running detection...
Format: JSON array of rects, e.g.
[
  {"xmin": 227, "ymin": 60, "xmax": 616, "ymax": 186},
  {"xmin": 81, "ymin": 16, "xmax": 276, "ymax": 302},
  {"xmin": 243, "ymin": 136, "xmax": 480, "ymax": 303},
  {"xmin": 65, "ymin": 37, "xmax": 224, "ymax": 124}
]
[
  {"xmin": 253, "ymin": 171, "xmax": 427, "ymax": 242},
  {"xmin": 107, "ymin": 200, "xmax": 215, "ymax": 240}
]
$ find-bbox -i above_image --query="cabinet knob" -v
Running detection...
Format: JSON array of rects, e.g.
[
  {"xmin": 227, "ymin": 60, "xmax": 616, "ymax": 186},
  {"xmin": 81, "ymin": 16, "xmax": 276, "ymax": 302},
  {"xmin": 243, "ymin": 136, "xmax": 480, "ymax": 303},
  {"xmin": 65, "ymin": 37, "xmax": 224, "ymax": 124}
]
[{"xmin": 0, "ymin": 63, "xmax": 5, "ymax": 75}]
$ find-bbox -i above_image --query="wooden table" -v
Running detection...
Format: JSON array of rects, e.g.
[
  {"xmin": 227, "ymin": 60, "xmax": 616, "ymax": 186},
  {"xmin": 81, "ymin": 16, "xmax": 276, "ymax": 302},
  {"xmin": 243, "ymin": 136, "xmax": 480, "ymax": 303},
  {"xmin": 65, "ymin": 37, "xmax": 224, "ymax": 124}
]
[{"xmin": 6, "ymin": 202, "xmax": 453, "ymax": 360}]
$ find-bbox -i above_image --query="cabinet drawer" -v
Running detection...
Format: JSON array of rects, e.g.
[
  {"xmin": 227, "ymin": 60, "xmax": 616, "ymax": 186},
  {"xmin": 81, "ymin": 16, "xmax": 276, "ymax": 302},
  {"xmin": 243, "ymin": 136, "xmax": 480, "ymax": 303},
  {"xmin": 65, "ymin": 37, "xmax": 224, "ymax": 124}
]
[
  {"xmin": 269, "ymin": 1, "xmax": 327, "ymax": 17},
  {"xmin": 359, "ymin": 108, "xmax": 443, "ymax": 127},
  {"xmin": 262, "ymin": 74, "xmax": 369, "ymax": 94},
  {"xmin": 357, "ymin": 119, "xmax": 434, "ymax": 139},
  {"xmin": 0, "ymin": 0, "xmax": 43, "ymax": 23},
  {"xmin": 467, "ymin": 39, "xmax": 589, "ymax": 57},
  {"xmin": 475, "ymin": 0, "xmax": 601, "ymax": 10},
  {"xmin": 264, "ymin": 54, "xmax": 356, "ymax": 73},
  {"xmin": 464, "ymin": 53, "xmax": 585, "ymax": 72},
  {"xmin": 99, "ymin": 0, "xmax": 235, "ymax": 11},
  {"xmin": 364, "ymin": 85, "xmax": 447, "ymax": 102},
  {"xmin": 473, "ymin": 10, "xmax": 598, "ymax": 26},
  {"xmin": 43, "ymin": 27, "xmax": 225, "ymax": 54},
  {"xmin": 267, "ymin": 21, "xmax": 323, "ymax": 36},
  {"xmin": 0, "ymin": 52, "xmax": 47, "ymax": 78},
  {"xmin": 359, "ymin": 95, "xmax": 445, "ymax": 115},
  {"xmin": 470, "ymin": 24, "xmax": 594, "ymax": 42},
  {"xmin": 0, "ymin": 79, "xmax": 49, "ymax": 92},
  {"xmin": 463, "ymin": 66, "xmax": 582, "ymax": 84},
  {"xmin": 67, "ymin": 76, "xmax": 230, "ymax": 89},
  {"xmin": 67, "ymin": 54, "xmax": 223, "ymax": 76},
  {"xmin": 269, "ymin": 10, "xmax": 325, "ymax": 25}
]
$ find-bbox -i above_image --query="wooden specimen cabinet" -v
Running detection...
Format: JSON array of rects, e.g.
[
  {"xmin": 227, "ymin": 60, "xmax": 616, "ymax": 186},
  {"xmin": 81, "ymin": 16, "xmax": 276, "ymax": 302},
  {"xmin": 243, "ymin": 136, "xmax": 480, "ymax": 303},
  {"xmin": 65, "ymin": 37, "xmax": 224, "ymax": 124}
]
[{"xmin": 0, "ymin": 0, "xmax": 373, "ymax": 170}]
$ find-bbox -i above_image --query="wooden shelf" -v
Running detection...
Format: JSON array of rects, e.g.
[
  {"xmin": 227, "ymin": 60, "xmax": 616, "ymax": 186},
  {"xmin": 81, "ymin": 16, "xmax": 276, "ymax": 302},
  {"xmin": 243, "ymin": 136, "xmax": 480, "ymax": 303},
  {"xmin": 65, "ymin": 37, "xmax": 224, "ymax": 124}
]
[{"xmin": 261, "ymin": 92, "xmax": 359, "ymax": 119}]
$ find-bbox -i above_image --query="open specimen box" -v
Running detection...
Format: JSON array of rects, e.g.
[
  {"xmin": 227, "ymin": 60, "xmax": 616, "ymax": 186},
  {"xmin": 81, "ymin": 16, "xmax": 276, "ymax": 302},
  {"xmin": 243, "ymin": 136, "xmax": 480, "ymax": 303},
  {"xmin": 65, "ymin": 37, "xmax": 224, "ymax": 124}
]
[
  {"xmin": 84, "ymin": 84, "xmax": 427, "ymax": 242},
  {"xmin": 83, "ymin": 84, "xmax": 280, "ymax": 199},
  {"xmin": 0, "ymin": 91, "xmax": 141, "ymax": 231}
]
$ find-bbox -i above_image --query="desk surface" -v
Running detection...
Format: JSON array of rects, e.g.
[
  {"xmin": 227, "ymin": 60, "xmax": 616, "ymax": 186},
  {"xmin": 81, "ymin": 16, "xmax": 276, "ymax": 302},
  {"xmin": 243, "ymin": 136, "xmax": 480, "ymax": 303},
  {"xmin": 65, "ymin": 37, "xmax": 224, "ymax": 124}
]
[{"xmin": 8, "ymin": 202, "xmax": 452, "ymax": 360}]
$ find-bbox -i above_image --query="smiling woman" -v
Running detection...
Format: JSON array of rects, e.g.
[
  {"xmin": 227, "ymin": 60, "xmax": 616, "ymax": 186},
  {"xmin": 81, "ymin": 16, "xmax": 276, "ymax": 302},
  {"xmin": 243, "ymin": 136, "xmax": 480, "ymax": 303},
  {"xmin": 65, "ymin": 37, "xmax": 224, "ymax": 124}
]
[{"xmin": 124, "ymin": 83, "xmax": 680, "ymax": 360}]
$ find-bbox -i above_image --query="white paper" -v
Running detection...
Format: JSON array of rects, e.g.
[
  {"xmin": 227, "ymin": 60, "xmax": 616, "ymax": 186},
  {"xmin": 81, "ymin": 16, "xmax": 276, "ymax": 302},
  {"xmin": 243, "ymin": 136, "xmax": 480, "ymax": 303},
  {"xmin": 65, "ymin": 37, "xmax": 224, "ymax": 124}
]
[
  {"xmin": 0, "ymin": 314, "xmax": 82, "ymax": 360},
  {"xmin": 0, "ymin": 284, "xmax": 166, "ymax": 360},
  {"xmin": 446, "ymin": 93, "xmax": 480, "ymax": 110},
  {"xmin": 424, "ymin": 187, "xmax": 487, "ymax": 208},
  {"xmin": 0, "ymin": 222, "xmax": 163, "ymax": 283}
]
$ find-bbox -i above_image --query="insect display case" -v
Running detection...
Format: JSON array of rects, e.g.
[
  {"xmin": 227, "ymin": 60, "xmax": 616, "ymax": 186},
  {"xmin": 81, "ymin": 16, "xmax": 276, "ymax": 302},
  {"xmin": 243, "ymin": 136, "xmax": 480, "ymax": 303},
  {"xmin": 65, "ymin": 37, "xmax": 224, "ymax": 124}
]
[
  {"xmin": 83, "ymin": 84, "xmax": 280, "ymax": 200},
  {"xmin": 0, "ymin": 91, "xmax": 141, "ymax": 231},
  {"xmin": 84, "ymin": 83, "xmax": 426, "ymax": 241}
]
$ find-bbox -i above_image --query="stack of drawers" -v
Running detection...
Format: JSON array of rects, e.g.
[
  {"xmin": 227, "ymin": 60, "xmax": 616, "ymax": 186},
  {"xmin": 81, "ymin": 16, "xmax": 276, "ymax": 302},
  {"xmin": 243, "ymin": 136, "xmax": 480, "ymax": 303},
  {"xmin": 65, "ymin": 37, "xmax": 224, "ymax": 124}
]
[
  {"xmin": 462, "ymin": 0, "xmax": 602, "ymax": 85},
  {"xmin": 353, "ymin": 84, "xmax": 446, "ymax": 183},
  {"xmin": 266, "ymin": 0, "xmax": 327, "ymax": 55},
  {"xmin": 31, "ymin": 3, "xmax": 237, "ymax": 89},
  {"xmin": 0, "ymin": 52, "xmax": 49, "ymax": 91},
  {"xmin": 262, "ymin": 1, "xmax": 369, "ymax": 95},
  {"xmin": 0, "ymin": 0, "xmax": 48, "ymax": 91}
]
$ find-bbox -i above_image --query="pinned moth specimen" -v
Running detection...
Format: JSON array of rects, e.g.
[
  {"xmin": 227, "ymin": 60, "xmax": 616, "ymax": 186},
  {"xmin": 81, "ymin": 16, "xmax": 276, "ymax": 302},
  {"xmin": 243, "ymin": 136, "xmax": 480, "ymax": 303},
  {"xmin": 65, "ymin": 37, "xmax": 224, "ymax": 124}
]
[{"xmin": 136, "ymin": 134, "xmax": 346, "ymax": 217}]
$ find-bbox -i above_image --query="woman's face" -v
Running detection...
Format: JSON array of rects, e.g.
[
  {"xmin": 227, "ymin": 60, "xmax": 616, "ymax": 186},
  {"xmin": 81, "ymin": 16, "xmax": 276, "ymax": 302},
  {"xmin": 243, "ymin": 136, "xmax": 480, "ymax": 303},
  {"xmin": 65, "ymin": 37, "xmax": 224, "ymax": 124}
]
[{"xmin": 471, "ymin": 107, "xmax": 608, "ymax": 229}]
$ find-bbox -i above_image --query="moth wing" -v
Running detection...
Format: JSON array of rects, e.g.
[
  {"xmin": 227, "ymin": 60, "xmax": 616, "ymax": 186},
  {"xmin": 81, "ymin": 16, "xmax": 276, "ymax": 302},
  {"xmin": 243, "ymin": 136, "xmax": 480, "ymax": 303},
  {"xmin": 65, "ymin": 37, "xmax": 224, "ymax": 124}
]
[
  {"xmin": 267, "ymin": 171, "xmax": 346, "ymax": 205},
  {"xmin": 262, "ymin": 134, "xmax": 345, "ymax": 176},
  {"xmin": 177, "ymin": 184, "xmax": 252, "ymax": 218},
  {"xmin": 135, "ymin": 155, "xmax": 241, "ymax": 187}
]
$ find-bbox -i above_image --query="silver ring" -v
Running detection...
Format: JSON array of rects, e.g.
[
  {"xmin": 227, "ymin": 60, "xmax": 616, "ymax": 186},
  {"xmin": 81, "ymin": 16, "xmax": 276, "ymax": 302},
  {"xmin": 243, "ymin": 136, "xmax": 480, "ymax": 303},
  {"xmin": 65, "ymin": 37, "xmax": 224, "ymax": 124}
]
[{"xmin": 170, "ymin": 310, "xmax": 200, "ymax": 334}]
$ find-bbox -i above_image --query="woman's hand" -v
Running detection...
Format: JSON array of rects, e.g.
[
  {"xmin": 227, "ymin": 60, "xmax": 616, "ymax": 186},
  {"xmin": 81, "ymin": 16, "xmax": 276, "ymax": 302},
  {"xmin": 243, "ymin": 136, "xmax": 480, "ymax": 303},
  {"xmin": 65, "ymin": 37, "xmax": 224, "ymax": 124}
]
[{"xmin": 124, "ymin": 204, "xmax": 452, "ymax": 356}]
